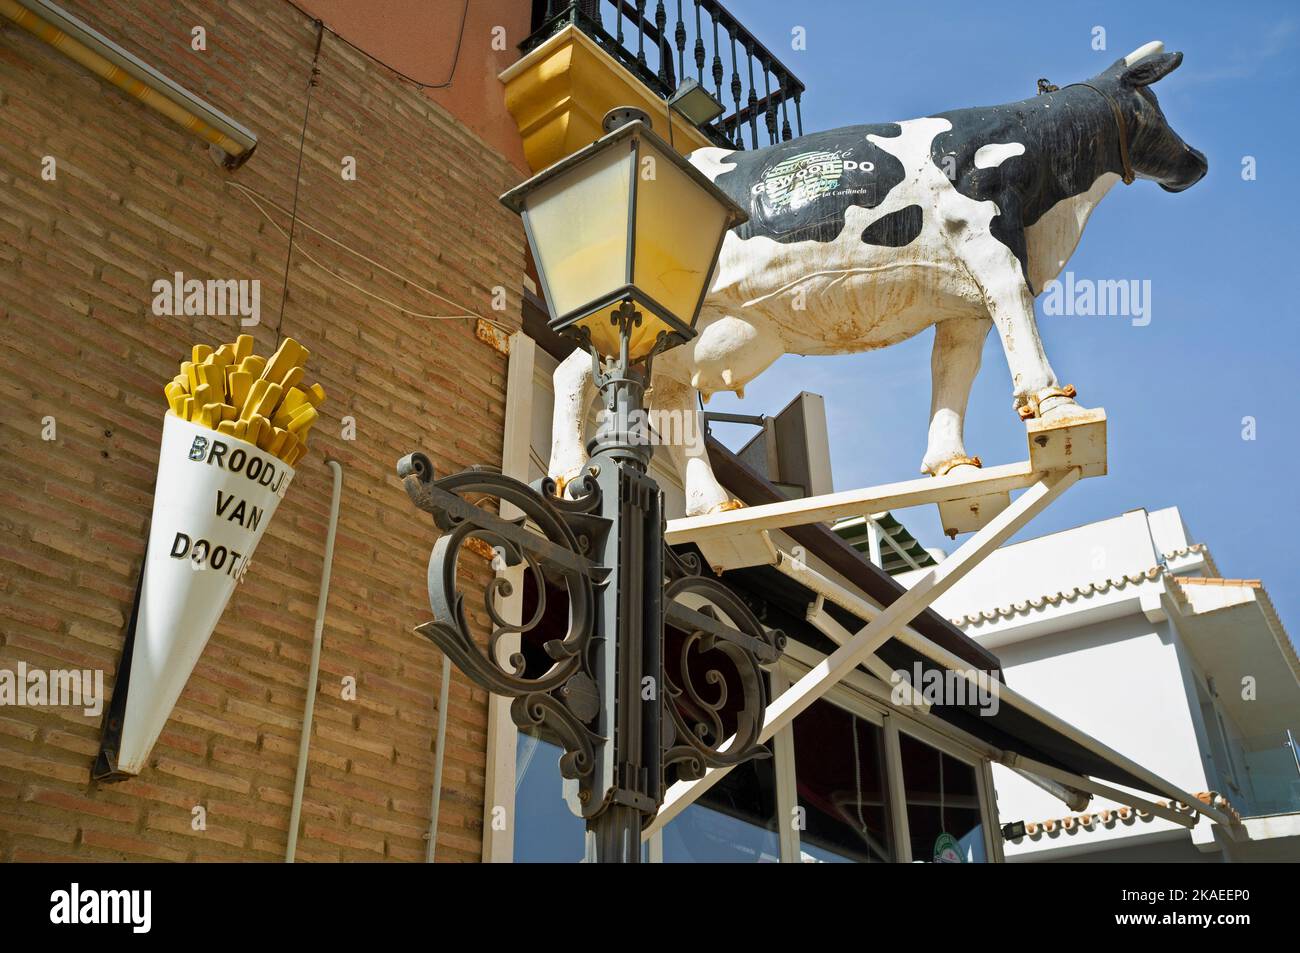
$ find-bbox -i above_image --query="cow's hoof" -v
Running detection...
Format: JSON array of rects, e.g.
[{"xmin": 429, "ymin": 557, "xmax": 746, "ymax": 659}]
[
  {"xmin": 932, "ymin": 455, "xmax": 982, "ymax": 477},
  {"xmin": 708, "ymin": 498, "xmax": 747, "ymax": 514},
  {"xmin": 921, "ymin": 454, "xmax": 981, "ymax": 476},
  {"xmin": 1016, "ymin": 384, "xmax": 1078, "ymax": 421}
]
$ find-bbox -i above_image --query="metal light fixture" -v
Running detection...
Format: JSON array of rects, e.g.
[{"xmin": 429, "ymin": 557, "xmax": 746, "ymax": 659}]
[
  {"xmin": 400, "ymin": 108, "xmax": 774, "ymax": 863},
  {"xmin": 667, "ymin": 77, "xmax": 726, "ymax": 126},
  {"xmin": 501, "ymin": 107, "xmax": 746, "ymax": 362}
]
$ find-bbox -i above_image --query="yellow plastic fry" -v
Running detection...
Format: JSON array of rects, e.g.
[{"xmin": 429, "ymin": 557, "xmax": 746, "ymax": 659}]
[
  {"xmin": 234, "ymin": 334, "xmax": 254, "ymax": 362},
  {"xmin": 278, "ymin": 430, "xmax": 298, "ymax": 462},
  {"xmin": 255, "ymin": 417, "xmax": 277, "ymax": 450},
  {"xmin": 286, "ymin": 404, "xmax": 317, "ymax": 434},
  {"xmin": 267, "ymin": 428, "xmax": 288, "ymax": 457},
  {"xmin": 278, "ymin": 386, "xmax": 308, "ymax": 413},
  {"xmin": 192, "ymin": 344, "xmax": 213, "ymax": 364},
  {"xmin": 261, "ymin": 339, "xmax": 302, "ymax": 386},
  {"xmin": 278, "ymin": 365, "xmax": 304, "ymax": 391},
  {"xmin": 240, "ymin": 379, "xmax": 268, "ymax": 422},
  {"xmin": 229, "ymin": 371, "xmax": 253, "ymax": 411},
  {"xmin": 197, "ymin": 363, "xmax": 226, "ymax": 400},
  {"xmin": 253, "ymin": 382, "xmax": 284, "ymax": 421}
]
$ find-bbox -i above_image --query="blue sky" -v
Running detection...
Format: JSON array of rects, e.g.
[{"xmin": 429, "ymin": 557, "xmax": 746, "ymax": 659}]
[{"xmin": 704, "ymin": 0, "xmax": 1300, "ymax": 627}]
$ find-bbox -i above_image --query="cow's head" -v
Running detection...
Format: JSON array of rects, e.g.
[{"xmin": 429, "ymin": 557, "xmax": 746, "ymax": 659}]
[{"xmin": 1094, "ymin": 41, "xmax": 1208, "ymax": 192}]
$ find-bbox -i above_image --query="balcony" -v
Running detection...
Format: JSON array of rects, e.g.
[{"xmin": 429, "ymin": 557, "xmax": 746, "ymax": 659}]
[
  {"xmin": 1238, "ymin": 731, "xmax": 1300, "ymax": 817},
  {"xmin": 502, "ymin": 0, "xmax": 807, "ymax": 171}
]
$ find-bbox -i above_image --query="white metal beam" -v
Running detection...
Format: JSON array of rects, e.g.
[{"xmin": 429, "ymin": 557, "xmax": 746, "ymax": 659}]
[
  {"xmin": 881, "ymin": 716, "xmax": 912, "ymax": 862},
  {"xmin": 768, "ymin": 667, "xmax": 802, "ymax": 863},
  {"xmin": 1004, "ymin": 754, "xmax": 1198, "ymax": 830},
  {"xmin": 666, "ymin": 460, "xmax": 1044, "ymax": 547},
  {"xmin": 804, "ymin": 598, "xmax": 929, "ymax": 711},
  {"xmin": 775, "ymin": 536, "xmax": 1232, "ymax": 827},
  {"xmin": 647, "ymin": 469, "xmax": 1080, "ymax": 835},
  {"xmin": 803, "ymin": 593, "xmax": 1096, "ymax": 812},
  {"xmin": 777, "ymin": 641, "xmax": 1000, "ymax": 762}
]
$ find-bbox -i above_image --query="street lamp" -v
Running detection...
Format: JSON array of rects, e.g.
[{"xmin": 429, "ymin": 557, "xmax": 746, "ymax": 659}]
[
  {"xmin": 399, "ymin": 108, "xmax": 781, "ymax": 863},
  {"xmin": 501, "ymin": 106, "xmax": 745, "ymax": 361}
]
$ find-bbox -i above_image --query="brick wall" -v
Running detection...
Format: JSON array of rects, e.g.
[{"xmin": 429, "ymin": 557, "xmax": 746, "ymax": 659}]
[{"xmin": 0, "ymin": 0, "xmax": 524, "ymax": 861}]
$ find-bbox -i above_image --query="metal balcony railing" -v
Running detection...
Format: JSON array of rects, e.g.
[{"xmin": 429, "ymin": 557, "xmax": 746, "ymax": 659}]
[
  {"xmin": 1238, "ymin": 729, "xmax": 1300, "ymax": 817},
  {"xmin": 524, "ymin": 0, "xmax": 806, "ymax": 150}
]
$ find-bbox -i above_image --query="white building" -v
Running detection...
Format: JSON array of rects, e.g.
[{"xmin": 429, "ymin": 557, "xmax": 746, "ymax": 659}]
[{"xmin": 900, "ymin": 507, "xmax": 1300, "ymax": 861}]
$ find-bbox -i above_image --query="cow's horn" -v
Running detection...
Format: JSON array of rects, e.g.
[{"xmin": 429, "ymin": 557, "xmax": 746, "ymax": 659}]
[{"xmin": 1124, "ymin": 40, "xmax": 1164, "ymax": 66}]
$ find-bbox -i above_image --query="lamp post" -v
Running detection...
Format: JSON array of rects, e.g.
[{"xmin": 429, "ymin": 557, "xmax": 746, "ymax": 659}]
[{"xmin": 398, "ymin": 108, "xmax": 783, "ymax": 862}]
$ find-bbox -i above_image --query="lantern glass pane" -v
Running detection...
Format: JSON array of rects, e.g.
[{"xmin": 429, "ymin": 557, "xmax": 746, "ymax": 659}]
[
  {"xmin": 524, "ymin": 141, "xmax": 633, "ymax": 324},
  {"xmin": 632, "ymin": 137, "xmax": 730, "ymax": 330}
]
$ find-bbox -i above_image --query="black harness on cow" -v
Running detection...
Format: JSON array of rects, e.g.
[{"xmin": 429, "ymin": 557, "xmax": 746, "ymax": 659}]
[{"xmin": 1037, "ymin": 78, "xmax": 1136, "ymax": 185}]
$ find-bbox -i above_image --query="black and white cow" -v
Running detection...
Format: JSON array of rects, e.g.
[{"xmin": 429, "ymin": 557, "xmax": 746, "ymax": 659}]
[{"xmin": 550, "ymin": 41, "xmax": 1207, "ymax": 515}]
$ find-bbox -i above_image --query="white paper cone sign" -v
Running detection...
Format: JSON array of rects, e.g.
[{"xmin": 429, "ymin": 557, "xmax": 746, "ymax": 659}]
[{"xmin": 104, "ymin": 414, "xmax": 295, "ymax": 777}]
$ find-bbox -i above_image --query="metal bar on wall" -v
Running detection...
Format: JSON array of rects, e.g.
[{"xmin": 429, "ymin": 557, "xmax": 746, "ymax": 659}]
[{"xmin": 0, "ymin": 0, "xmax": 258, "ymax": 166}]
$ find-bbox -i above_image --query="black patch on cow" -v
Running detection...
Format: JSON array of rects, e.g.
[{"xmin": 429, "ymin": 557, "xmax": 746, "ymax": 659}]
[
  {"xmin": 927, "ymin": 90, "xmax": 1119, "ymax": 293},
  {"xmin": 923, "ymin": 53, "xmax": 1199, "ymax": 292},
  {"xmin": 860, "ymin": 205, "xmax": 923, "ymax": 247},
  {"xmin": 711, "ymin": 124, "xmax": 905, "ymax": 244}
]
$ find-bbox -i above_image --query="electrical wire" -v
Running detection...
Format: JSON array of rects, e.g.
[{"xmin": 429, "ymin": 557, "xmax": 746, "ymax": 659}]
[
  {"xmin": 851, "ymin": 717, "xmax": 868, "ymax": 836},
  {"xmin": 258, "ymin": 4, "xmax": 506, "ymax": 341},
  {"xmin": 283, "ymin": 0, "xmax": 469, "ymax": 90},
  {"xmin": 274, "ymin": 19, "xmax": 324, "ymax": 349},
  {"xmin": 228, "ymin": 181, "xmax": 513, "ymax": 335}
]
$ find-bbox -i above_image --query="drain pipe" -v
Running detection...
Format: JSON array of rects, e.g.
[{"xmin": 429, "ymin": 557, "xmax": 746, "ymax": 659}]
[
  {"xmin": 425, "ymin": 653, "xmax": 452, "ymax": 862},
  {"xmin": 286, "ymin": 458, "xmax": 343, "ymax": 863}
]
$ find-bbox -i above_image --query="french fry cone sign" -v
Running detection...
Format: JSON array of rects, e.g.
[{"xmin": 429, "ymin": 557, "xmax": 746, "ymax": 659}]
[{"xmin": 94, "ymin": 335, "xmax": 326, "ymax": 780}]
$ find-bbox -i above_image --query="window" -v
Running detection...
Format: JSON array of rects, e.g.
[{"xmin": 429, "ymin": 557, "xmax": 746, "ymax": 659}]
[
  {"xmin": 1195, "ymin": 677, "xmax": 1241, "ymax": 795},
  {"xmin": 513, "ymin": 733, "xmax": 586, "ymax": 862},
  {"xmin": 791, "ymin": 699, "xmax": 893, "ymax": 862},
  {"xmin": 899, "ymin": 732, "xmax": 988, "ymax": 863},
  {"xmin": 661, "ymin": 758, "xmax": 781, "ymax": 862}
]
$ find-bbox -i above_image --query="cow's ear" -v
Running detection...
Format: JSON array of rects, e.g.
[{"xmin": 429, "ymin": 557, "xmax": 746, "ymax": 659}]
[{"xmin": 1121, "ymin": 51, "xmax": 1183, "ymax": 87}]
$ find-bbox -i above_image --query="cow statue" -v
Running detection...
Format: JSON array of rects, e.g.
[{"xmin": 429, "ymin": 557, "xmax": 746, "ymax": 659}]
[{"xmin": 549, "ymin": 41, "xmax": 1207, "ymax": 516}]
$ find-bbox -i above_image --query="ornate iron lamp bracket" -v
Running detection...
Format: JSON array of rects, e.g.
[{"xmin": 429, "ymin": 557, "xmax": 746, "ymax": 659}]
[
  {"xmin": 660, "ymin": 546, "xmax": 786, "ymax": 783},
  {"xmin": 396, "ymin": 451, "xmax": 611, "ymax": 813}
]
